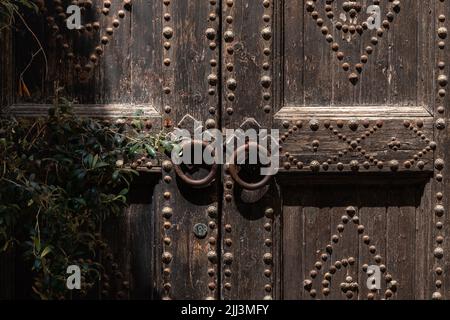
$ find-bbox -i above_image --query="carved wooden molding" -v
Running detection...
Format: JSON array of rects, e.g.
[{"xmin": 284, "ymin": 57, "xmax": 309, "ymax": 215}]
[
  {"xmin": 2, "ymin": 103, "xmax": 161, "ymax": 119},
  {"xmin": 275, "ymin": 105, "xmax": 433, "ymax": 120}
]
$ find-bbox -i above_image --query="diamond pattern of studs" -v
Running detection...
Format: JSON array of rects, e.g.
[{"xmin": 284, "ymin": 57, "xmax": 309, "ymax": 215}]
[
  {"xmin": 279, "ymin": 118, "xmax": 434, "ymax": 172},
  {"xmin": 303, "ymin": 206, "xmax": 398, "ymax": 300},
  {"xmin": 33, "ymin": 0, "xmax": 131, "ymax": 81},
  {"xmin": 305, "ymin": 0, "xmax": 401, "ymax": 84}
]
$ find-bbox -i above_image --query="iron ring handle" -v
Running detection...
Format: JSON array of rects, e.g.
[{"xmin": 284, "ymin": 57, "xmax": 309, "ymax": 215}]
[
  {"xmin": 173, "ymin": 140, "xmax": 218, "ymax": 188},
  {"xmin": 228, "ymin": 142, "xmax": 272, "ymax": 191}
]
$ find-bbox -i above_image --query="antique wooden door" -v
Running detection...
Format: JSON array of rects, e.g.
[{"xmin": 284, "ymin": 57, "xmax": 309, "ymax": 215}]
[
  {"xmin": 153, "ymin": 0, "xmax": 449, "ymax": 300},
  {"xmin": 2, "ymin": 0, "xmax": 449, "ymax": 300}
]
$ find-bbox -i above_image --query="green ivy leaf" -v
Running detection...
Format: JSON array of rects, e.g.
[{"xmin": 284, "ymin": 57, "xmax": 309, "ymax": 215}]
[{"xmin": 145, "ymin": 144, "xmax": 156, "ymax": 158}]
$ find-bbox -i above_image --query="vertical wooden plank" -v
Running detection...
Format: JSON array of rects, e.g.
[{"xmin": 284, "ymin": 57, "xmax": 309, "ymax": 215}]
[
  {"xmin": 417, "ymin": 0, "xmax": 435, "ymax": 114},
  {"xmin": 101, "ymin": 180, "xmax": 155, "ymax": 300},
  {"xmin": 299, "ymin": 188, "xmax": 318, "ymax": 300},
  {"xmin": 434, "ymin": 0, "xmax": 449, "ymax": 300},
  {"xmin": 388, "ymin": 0, "xmax": 417, "ymax": 106},
  {"xmin": 155, "ymin": 0, "xmax": 220, "ymax": 301},
  {"xmin": 386, "ymin": 186, "xmax": 416, "ymax": 300},
  {"xmin": 128, "ymin": 193, "xmax": 155, "ymax": 299},
  {"xmin": 101, "ymin": 211, "xmax": 132, "ymax": 300},
  {"xmin": 441, "ymin": 124, "xmax": 450, "ymax": 300},
  {"xmin": 358, "ymin": 185, "xmax": 387, "ymax": 300},
  {"xmin": 302, "ymin": 186, "xmax": 331, "ymax": 300},
  {"xmin": 97, "ymin": 0, "xmax": 132, "ymax": 104},
  {"xmin": 130, "ymin": 0, "xmax": 163, "ymax": 111},
  {"xmin": 220, "ymin": 0, "xmax": 278, "ymax": 301},
  {"xmin": 331, "ymin": 0, "xmax": 358, "ymax": 106},
  {"xmin": 1, "ymin": 26, "xmax": 13, "ymax": 107},
  {"xmin": 153, "ymin": 183, "xmax": 163, "ymax": 300},
  {"xmin": 281, "ymin": 203, "xmax": 304, "ymax": 299},
  {"xmin": 222, "ymin": 0, "xmax": 270, "ymax": 128},
  {"xmin": 272, "ymin": 184, "xmax": 282, "ymax": 300},
  {"xmin": 415, "ymin": 180, "xmax": 433, "ymax": 299},
  {"xmin": 170, "ymin": 0, "xmax": 218, "ymax": 123},
  {"xmin": 328, "ymin": 186, "xmax": 358, "ymax": 300},
  {"xmin": 159, "ymin": 173, "xmax": 219, "ymax": 300},
  {"xmin": 304, "ymin": 0, "xmax": 332, "ymax": 106},
  {"xmin": 359, "ymin": 0, "xmax": 389, "ymax": 106},
  {"xmin": 72, "ymin": 0, "xmax": 101, "ymax": 104},
  {"xmin": 317, "ymin": 189, "xmax": 333, "ymax": 300},
  {"xmin": 283, "ymin": 0, "xmax": 304, "ymax": 108},
  {"xmin": 221, "ymin": 182, "xmax": 279, "ymax": 300}
]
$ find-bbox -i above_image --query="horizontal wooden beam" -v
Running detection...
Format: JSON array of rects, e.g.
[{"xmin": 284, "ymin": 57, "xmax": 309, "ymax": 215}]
[
  {"xmin": 275, "ymin": 105, "xmax": 433, "ymax": 120},
  {"xmin": 2, "ymin": 104, "xmax": 161, "ymax": 119}
]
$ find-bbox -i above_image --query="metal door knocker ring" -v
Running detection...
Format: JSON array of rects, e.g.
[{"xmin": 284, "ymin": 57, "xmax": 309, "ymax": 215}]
[
  {"xmin": 173, "ymin": 140, "xmax": 218, "ymax": 188},
  {"xmin": 228, "ymin": 142, "xmax": 272, "ymax": 191}
]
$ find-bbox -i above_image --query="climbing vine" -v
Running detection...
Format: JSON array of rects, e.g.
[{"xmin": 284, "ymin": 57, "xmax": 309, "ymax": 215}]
[{"xmin": 0, "ymin": 100, "xmax": 176, "ymax": 299}]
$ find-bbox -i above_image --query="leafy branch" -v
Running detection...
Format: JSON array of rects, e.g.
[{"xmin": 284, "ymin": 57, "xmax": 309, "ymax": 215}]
[{"xmin": 0, "ymin": 100, "xmax": 177, "ymax": 299}]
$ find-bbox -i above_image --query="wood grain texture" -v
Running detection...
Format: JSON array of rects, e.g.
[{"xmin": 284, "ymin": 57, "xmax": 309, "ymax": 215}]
[
  {"xmin": 222, "ymin": 0, "xmax": 269, "ymax": 129},
  {"xmin": 4, "ymin": 103, "xmax": 160, "ymax": 118},
  {"xmin": 221, "ymin": 182, "xmax": 280, "ymax": 300},
  {"xmin": 281, "ymin": 181, "xmax": 430, "ymax": 300},
  {"xmin": 417, "ymin": 0, "xmax": 435, "ymax": 114},
  {"xmin": 414, "ymin": 180, "xmax": 433, "ymax": 299},
  {"xmin": 386, "ymin": 186, "xmax": 416, "ymax": 299},
  {"xmin": 275, "ymin": 117, "xmax": 434, "ymax": 172},
  {"xmin": 154, "ymin": 172, "xmax": 219, "ymax": 300},
  {"xmin": 220, "ymin": 0, "xmax": 278, "ymax": 300},
  {"xmin": 154, "ymin": 0, "xmax": 221, "ymax": 300},
  {"xmin": 3, "ymin": 0, "xmax": 447, "ymax": 301},
  {"xmin": 281, "ymin": 204, "xmax": 304, "ymax": 299},
  {"xmin": 100, "ymin": 177, "xmax": 158, "ymax": 300},
  {"xmin": 434, "ymin": 0, "xmax": 449, "ymax": 300},
  {"xmin": 357, "ymin": 185, "xmax": 387, "ymax": 300},
  {"xmin": 282, "ymin": 0, "xmax": 433, "ymax": 108},
  {"xmin": 1, "ymin": 27, "xmax": 13, "ymax": 108},
  {"xmin": 130, "ymin": 0, "xmax": 163, "ymax": 110}
]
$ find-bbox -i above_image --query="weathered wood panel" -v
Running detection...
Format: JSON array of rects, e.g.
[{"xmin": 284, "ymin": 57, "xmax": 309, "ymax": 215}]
[
  {"xmin": 282, "ymin": 0, "xmax": 304, "ymax": 109},
  {"xmin": 221, "ymin": 182, "xmax": 280, "ymax": 300},
  {"xmin": 275, "ymin": 116, "xmax": 435, "ymax": 172},
  {"xmin": 154, "ymin": 0, "xmax": 221, "ymax": 300},
  {"xmin": 434, "ymin": 0, "xmax": 449, "ymax": 301},
  {"xmin": 131, "ymin": 0, "xmax": 163, "ymax": 110},
  {"xmin": 387, "ymin": 0, "xmax": 418, "ymax": 107},
  {"xmin": 386, "ymin": 186, "xmax": 416, "ymax": 299},
  {"xmin": 283, "ymin": 0, "xmax": 434, "ymax": 107},
  {"xmin": 100, "ymin": 176, "xmax": 157, "ymax": 300},
  {"xmin": 417, "ymin": 0, "xmax": 435, "ymax": 114},
  {"xmin": 154, "ymin": 175, "xmax": 219, "ymax": 300},
  {"xmin": 220, "ymin": 0, "xmax": 280, "ymax": 300},
  {"xmin": 3, "ymin": 0, "xmax": 449, "ymax": 301},
  {"xmin": 13, "ymin": 1, "xmax": 160, "ymax": 114},
  {"xmin": 281, "ymin": 179, "xmax": 429, "ymax": 300},
  {"xmin": 357, "ymin": 185, "xmax": 387, "ymax": 300},
  {"xmin": 1, "ymin": 27, "xmax": 13, "ymax": 108},
  {"xmin": 222, "ymin": 0, "xmax": 270, "ymax": 129}
]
